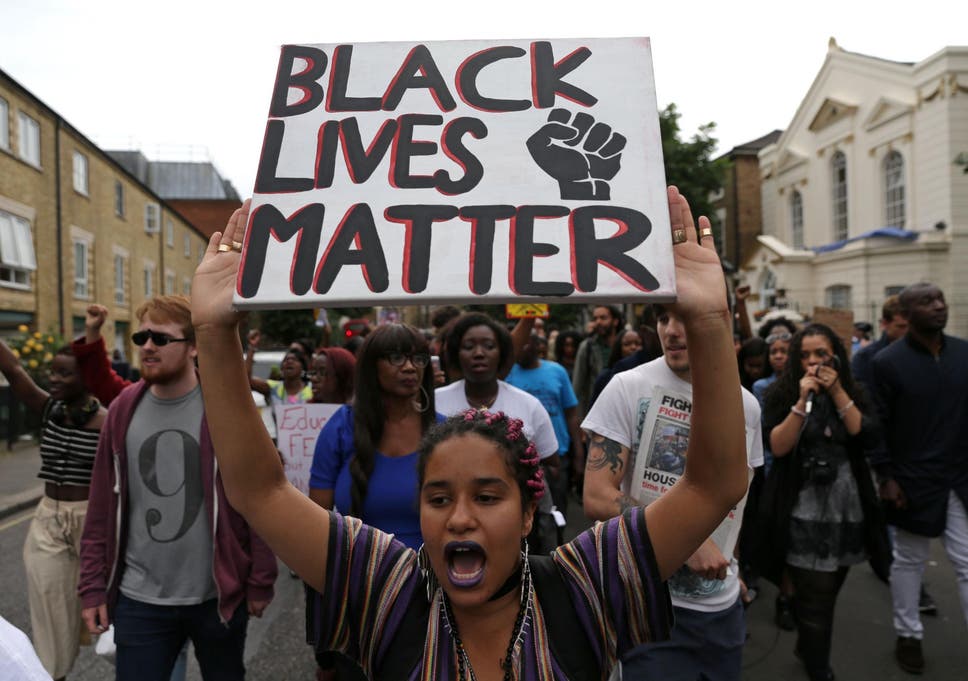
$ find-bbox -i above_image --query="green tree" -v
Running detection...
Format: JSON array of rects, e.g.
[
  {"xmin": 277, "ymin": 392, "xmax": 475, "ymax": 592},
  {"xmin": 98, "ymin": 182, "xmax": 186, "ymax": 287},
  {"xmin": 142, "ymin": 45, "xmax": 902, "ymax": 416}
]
[
  {"xmin": 660, "ymin": 102, "xmax": 729, "ymax": 226},
  {"xmin": 253, "ymin": 309, "xmax": 319, "ymax": 347}
]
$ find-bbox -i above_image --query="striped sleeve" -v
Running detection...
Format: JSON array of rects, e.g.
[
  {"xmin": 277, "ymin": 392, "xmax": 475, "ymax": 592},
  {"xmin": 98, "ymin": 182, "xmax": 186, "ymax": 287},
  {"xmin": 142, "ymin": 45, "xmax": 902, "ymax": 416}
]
[
  {"xmin": 310, "ymin": 512, "xmax": 422, "ymax": 676},
  {"xmin": 552, "ymin": 507, "xmax": 673, "ymax": 669}
]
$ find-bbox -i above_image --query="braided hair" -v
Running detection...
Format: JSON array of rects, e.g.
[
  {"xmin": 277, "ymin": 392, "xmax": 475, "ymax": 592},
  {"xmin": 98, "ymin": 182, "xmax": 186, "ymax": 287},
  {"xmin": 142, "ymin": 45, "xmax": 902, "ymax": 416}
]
[
  {"xmin": 418, "ymin": 410, "xmax": 545, "ymax": 510},
  {"xmin": 349, "ymin": 324, "xmax": 435, "ymax": 517}
]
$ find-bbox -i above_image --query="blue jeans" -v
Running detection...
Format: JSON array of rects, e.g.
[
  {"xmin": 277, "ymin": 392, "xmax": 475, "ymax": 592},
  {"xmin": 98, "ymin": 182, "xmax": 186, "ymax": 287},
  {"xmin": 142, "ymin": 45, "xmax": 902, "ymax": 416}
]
[
  {"xmin": 113, "ymin": 593, "xmax": 247, "ymax": 681},
  {"xmin": 622, "ymin": 598, "xmax": 745, "ymax": 681}
]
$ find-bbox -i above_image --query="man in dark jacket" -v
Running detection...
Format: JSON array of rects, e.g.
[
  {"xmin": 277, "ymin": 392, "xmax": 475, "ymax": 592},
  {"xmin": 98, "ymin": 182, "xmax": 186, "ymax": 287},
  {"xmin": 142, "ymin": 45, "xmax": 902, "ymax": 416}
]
[
  {"xmin": 871, "ymin": 283, "xmax": 968, "ymax": 675},
  {"xmin": 78, "ymin": 296, "xmax": 276, "ymax": 681}
]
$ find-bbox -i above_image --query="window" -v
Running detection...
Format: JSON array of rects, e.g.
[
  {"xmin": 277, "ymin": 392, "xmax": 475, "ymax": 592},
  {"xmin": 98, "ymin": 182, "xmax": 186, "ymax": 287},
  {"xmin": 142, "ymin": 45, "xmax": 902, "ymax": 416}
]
[
  {"xmin": 184, "ymin": 234, "xmax": 191, "ymax": 258},
  {"xmin": 791, "ymin": 190, "xmax": 804, "ymax": 249},
  {"xmin": 72, "ymin": 151, "xmax": 89, "ymax": 195},
  {"xmin": 182, "ymin": 277, "xmax": 192, "ymax": 296},
  {"xmin": 884, "ymin": 285, "xmax": 905, "ymax": 297},
  {"xmin": 164, "ymin": 270, "xmax": 175, "ymax": 295},
  {"xmin": 884, "ymin": 151, "xmax": 905, "ymax": 228},
  {"xmin": 826, "ymin": 284, "xmax": 852, "ymax": 310},
  {"xmin": 143, "ymin": 263, "xmax": 155, "ymax": 297},
  {"xmin": 831, "ymin": 151, "xmax": 848, "ymax": 241},
  {"xmin": 17, "ymin": 112, "xmax": 40, "ymax": 166},
  {"xmin": 760, "ymin": 269, "xmax": 777, "ymax": 308},
  {"xmin": 145, "ymin": 203, "xmax": 160, "ymax": 234},
  {"xmin": 115, "ymin": 181, "xmax": 125, "ymax": 217},
  {"xmin": 165, "ymin": 219, "xmax": 174, "ymax": 247},
  {"xmin": 0, "ymin": 209, "xmax": 37, "ymax": 288},
  {"xmin": 114, "ymin": 321, "xmax": 129, "ymax": 361},
  {"xmin": 73, "ymin": 240, "xmax": 90, "ymax": 298},
  {"xmin": 0, "ymin": 96, "xmax": 9, "ymax": 150},
  {"xmin": 114, "ymin": 254, "xmax": 126, "ymax": 304}
]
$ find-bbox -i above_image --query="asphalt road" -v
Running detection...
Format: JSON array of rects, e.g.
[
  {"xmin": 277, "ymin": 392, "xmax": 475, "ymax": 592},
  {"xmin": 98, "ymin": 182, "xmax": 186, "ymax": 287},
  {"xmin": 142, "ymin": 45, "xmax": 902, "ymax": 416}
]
[{"xmin": 2, "ymin": 495, "xmax": 965, "ymax": 680}]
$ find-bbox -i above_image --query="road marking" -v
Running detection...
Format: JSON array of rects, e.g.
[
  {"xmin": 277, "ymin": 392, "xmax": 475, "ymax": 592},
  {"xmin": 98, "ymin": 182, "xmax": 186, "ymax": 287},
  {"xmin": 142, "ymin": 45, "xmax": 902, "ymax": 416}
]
[{"xmin": 0, "ymin": 510, "xmax": 33, "ymax": 532}]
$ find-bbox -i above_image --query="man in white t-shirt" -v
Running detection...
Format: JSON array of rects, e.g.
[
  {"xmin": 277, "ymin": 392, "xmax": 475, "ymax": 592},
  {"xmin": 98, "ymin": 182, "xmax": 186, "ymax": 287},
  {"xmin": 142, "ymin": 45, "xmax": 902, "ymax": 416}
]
[{"xmin": 582, "ymin": 304, "xmax": 763, "ymax": 681}]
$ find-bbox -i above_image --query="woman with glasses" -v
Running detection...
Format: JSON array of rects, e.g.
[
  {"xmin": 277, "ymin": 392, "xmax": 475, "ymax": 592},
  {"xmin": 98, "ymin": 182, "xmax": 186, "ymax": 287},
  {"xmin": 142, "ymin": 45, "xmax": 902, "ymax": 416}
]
[
  {"xmin": 0, "ymin": 338, "xmax": 106, "ymax": 681},
  {"xmin": 758, "ymin": 324, "xmax": 889, "ymax": 681},
  {"xmin": 307, "ymin": 346, "xmax": 356, "ymax": 405},
  {"xmin": 308, "ymin": 324, "xmax": 441, "ymax": 550}
]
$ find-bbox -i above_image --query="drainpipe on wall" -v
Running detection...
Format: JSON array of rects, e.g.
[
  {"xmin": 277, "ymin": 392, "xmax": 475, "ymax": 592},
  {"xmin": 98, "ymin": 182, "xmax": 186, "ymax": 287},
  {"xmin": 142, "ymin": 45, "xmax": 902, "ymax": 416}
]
[{"xmin": 54, "ymin": 116, "xmax": 65, "ymax": 335}]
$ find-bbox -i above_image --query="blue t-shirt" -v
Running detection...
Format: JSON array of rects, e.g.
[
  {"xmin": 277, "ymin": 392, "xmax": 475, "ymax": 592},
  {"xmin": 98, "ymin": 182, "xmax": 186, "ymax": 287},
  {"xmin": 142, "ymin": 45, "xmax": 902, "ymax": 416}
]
[
  {"xmin": 505, "ymin": 360, "xmax": 578, "ymax": 455},
  {"xmin": 309, "ymin": 405, "xmax": 443, "ymax": 550}
]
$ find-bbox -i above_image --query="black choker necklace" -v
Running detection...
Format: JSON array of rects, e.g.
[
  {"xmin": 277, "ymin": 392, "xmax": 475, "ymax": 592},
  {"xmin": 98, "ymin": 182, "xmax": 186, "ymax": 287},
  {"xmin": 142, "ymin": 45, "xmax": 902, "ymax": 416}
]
[{"xmin": 442, "ymin": 558, "xmax": 533, "ymax": 681}]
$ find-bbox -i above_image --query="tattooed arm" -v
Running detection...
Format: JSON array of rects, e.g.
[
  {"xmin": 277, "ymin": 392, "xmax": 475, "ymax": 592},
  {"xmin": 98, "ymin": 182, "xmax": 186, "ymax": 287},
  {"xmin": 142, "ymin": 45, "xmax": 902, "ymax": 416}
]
[{"xmin": 582, "ymin": 431, "xmax": 639, "ymax": 520}]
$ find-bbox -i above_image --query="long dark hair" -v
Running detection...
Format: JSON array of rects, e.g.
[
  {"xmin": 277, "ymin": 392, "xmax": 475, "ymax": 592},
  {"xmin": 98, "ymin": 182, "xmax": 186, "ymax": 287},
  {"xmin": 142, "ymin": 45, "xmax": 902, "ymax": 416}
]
[
  {"xmin": 762, "ymin": 323, "xmax": 866, "ymax": 430},
  {"xmin": 349, "ymin": 324, "xmax": 435, "ymax": 517}
]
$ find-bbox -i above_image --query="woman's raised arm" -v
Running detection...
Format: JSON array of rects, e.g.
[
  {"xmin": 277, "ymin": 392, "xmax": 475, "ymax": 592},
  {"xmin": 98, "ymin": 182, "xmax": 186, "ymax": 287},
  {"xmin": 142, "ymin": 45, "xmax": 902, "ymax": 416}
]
[
  {"xmin": 192, "ymin": 199, "xmax": 330, "ymax": 592},
  {"xmin": 643, "ymin": 186, "xmax": 749, "ymax": 580}
]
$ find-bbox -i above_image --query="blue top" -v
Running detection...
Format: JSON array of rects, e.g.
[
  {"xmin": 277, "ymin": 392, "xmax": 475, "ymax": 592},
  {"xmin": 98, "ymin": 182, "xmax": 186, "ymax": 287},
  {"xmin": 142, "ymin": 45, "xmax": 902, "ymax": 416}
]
[
  {"xmin": 506, "ymin": 360, "xmax": 578, "ymax": 455},
  {"xmin": 309, "ymin": 405, "xmax": 443, "ymax": 550}
]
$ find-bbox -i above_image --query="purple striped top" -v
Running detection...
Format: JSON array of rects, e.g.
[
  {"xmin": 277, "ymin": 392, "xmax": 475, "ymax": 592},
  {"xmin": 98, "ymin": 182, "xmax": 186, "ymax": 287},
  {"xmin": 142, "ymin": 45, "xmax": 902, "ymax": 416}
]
[{"xmin": 310, "ymin": 508, "xmax": 671, "ymax": 680}]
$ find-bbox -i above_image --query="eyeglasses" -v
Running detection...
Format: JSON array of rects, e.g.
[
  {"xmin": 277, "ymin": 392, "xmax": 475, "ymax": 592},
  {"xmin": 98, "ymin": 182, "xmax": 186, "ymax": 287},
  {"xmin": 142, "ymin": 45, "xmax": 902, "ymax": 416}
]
[
  {"xmin": 765, "ymin": 332, "xmax": 792, "ymax": 345},
  {"xmin": 132, "ymin": 330, "xmax": 190, "ymax": 347},
  {"xmin": 384, "ymin": 352, "xmax": 430, "ymax": 368}
]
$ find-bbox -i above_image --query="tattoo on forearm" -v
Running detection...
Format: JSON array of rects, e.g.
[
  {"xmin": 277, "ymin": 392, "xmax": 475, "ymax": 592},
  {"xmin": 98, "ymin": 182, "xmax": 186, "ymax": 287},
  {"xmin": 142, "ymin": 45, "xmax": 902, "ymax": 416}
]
[{"xmin": 587, "ymin": 435, "xmax": 625, "ymax": 475}]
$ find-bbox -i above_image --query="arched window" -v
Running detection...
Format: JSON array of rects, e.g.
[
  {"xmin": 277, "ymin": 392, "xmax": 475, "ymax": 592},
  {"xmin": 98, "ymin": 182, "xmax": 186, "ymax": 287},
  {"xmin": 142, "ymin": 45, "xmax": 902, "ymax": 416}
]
[
  {"xmin": 884, "ymin": 151, "xmax": 905, "ymax": 228},
  {"xmin": 831, "ymin": 151, "xmax": 848, "ymax": 241},
  {"xmin": 825, "ymin": 284, "xmax": 852, "ymax": 310},
  {"xmin": 791, "ymin": 190, "xmax": 804, "ymax": 249}
]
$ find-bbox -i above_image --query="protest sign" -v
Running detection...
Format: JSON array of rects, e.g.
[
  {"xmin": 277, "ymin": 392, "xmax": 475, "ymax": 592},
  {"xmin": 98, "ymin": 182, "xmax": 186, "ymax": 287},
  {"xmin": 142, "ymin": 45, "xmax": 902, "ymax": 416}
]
[
  {"xmin": 274, "ymin": 403, "xmax": 341, "ymax": 495},
  {"xmin": 235, "ymin": 38, "xmax": 674, "ymax": 309},
  {"xmin": 505, "ymin": 303, "xmax": 549, "ymax": 318}
]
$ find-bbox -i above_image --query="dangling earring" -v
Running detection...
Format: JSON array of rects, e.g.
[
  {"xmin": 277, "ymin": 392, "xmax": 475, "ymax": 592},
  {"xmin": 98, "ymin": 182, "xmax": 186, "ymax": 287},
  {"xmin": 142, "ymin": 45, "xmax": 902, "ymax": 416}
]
[
  {"xmin": 412, "ymin": 384, "xmax": 429, "ymax": 413},
  {"xmin": 520, "ymin": 537, "xmax": 531, "ymax": 607},
  {"xmin": 418, "ymin": 543, "xmax": 439, "ymax": 602}
]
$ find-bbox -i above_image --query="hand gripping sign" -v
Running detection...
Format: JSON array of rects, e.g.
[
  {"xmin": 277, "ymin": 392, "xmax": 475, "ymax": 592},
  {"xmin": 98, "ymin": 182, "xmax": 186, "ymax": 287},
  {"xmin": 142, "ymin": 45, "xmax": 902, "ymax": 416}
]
[{"xmin": 235, "ymin": 38, "xmax": 674, "ymax": 309}]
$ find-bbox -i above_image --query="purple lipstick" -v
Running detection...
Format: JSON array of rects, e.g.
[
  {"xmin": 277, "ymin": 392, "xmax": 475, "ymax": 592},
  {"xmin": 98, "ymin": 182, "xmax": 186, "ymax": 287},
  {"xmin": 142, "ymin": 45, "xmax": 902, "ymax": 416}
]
[{"xmin": 444, "ymin": 541, "xmax": 487, "ymax": 588}]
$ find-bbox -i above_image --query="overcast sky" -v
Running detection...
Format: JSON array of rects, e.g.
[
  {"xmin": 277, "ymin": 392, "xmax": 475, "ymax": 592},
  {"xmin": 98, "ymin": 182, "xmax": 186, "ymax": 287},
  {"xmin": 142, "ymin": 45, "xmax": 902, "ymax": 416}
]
[{"xmin": 2, "ymin": 0, "xmax": 965, "ymax": 198}]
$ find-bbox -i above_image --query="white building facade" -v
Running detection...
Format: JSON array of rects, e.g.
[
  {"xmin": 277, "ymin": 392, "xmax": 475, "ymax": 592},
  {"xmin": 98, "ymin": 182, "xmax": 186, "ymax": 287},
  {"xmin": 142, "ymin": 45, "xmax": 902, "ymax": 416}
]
[{"xmin": 741, "ymin": 40, "xmax": 968, "ymax": 336}]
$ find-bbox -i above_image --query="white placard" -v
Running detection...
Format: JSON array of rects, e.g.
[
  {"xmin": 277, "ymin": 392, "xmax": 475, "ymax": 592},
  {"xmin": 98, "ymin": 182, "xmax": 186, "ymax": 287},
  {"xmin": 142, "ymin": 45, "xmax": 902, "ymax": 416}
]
[
  {"xmin": 236, "ymin": 37, "xmax": 673, "ymax": 309},
  {"xmin": 274, "ymin": 403, "xmax": 341, "ymax": 495}
]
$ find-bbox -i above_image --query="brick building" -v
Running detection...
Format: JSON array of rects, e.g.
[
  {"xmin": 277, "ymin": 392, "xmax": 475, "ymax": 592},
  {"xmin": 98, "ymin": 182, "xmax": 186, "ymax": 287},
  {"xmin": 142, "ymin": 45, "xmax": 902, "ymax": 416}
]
[
  {"xmin": 711, "ymin": 130, "xmax": 783, "ymax": 271},
  {"xmin": 0, "ymin": 67, "xmax": 210, "ymax": 363}
]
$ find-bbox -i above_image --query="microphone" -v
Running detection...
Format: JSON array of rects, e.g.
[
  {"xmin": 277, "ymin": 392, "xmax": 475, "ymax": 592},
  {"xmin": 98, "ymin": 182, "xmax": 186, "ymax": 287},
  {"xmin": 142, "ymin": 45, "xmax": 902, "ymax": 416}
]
[{"xmin": 805, "ymin": 390, "xmax": 816, "ymax": 415}]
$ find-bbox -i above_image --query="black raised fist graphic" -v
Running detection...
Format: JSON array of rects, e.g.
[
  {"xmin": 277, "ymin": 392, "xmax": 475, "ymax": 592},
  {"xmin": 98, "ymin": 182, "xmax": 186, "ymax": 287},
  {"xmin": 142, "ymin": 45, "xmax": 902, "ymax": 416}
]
[{"xmin": 526, "ymin": 108, "xmax": 627, "ymax": 200}]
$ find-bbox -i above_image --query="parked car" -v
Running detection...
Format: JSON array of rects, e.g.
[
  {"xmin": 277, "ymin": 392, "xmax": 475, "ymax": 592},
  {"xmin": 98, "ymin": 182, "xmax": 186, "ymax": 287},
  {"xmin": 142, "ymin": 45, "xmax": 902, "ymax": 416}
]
[{"xmin": 249, "ymin": 350, "xmax": 286, "ymax": 440}]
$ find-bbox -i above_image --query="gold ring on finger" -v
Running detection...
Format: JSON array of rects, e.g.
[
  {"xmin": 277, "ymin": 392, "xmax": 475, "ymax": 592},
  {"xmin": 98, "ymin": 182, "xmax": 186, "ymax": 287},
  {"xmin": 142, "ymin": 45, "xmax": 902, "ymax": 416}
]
[
  {"xmin": 672, "ymin": 228, "xmax": 688, "ymax": 245},
  {"xmin": 700, "ymin": 227, "xmax": 714, "ymax": 239},
  {"xmin": 231, "ymin": 240, "xmax": 244, "ymax": 251},
  {"xmin": 217, "ymin": 243, "xmax": 233, "ymax": 253}
]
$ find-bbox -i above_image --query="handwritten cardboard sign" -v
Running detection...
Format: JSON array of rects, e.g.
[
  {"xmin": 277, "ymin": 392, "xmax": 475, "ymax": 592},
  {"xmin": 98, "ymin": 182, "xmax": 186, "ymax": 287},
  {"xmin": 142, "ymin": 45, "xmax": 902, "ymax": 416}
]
[
  {"xmin": 235, "ymin": 37, "xmax": 673, "ymax": 309},
  {"xmin": 274, "ymin": 403, "xmax": 341, "ymax": 495}
]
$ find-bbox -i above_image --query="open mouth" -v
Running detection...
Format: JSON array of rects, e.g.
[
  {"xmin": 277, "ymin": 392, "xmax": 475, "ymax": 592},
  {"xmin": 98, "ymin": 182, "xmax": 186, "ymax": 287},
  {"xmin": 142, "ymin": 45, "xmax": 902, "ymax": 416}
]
[{"xmin": 444, "ymin": 541, "xmax": 486, "ymax": 588}]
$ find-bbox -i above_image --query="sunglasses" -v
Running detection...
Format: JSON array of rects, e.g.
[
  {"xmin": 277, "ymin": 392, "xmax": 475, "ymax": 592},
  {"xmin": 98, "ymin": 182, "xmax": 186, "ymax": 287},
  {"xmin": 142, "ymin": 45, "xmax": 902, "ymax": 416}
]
[
  {"xmin": 765, "ymin": 332, "xmax": 792, "ymax": 345},
  {"xmin": 384, "ymin": 352, "xmax": 430, "ymax": 368},
  {"xmin": 132, "ymin": 330, "xmax": 190, "ymax": 347}
]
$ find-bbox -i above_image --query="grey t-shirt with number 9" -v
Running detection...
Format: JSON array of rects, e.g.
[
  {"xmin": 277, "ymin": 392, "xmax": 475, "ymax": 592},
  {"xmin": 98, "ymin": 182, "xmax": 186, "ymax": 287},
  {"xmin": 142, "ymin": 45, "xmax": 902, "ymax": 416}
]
[{"xmin": 120, "ymin": 385, "xmax": 217, "ymax": 605}]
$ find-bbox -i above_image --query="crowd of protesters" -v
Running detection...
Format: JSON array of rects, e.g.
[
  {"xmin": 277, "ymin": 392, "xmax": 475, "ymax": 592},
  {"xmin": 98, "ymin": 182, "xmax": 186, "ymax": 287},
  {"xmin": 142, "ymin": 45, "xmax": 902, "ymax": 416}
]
[{"xmin": 2, "ymin": 191, "xmax": 966, "ymax": 681}]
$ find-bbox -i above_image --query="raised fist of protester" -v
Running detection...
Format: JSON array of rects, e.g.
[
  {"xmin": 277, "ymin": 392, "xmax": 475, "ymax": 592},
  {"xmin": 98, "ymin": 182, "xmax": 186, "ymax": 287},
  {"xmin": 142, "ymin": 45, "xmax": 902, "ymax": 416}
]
[
  {"xmin": 248, "ymin": 329, "xmax": 262, "ymax": 350},
  {"xmin": 526, "ymin": 108, "xmax": 626, "ymax": 200},
  {"xmin": 84, "ymin": 304, "xmax": 109, "ymax": 343},
  {"xmin": 665, "ymin": 186, "xmax": 729, "ymax": 324},
  {"xmin": 191, "ymin": 199, "xmax": 250, "ymax": 332}
]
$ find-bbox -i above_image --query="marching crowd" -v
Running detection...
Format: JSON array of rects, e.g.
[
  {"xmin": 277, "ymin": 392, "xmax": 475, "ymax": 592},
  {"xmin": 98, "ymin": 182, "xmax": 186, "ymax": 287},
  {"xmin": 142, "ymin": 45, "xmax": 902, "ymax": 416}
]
[{"xmin": 1, "ymin": 187, "xmax": 966, "ymax": 681}]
